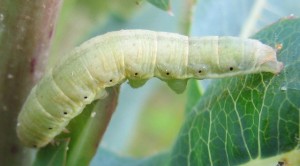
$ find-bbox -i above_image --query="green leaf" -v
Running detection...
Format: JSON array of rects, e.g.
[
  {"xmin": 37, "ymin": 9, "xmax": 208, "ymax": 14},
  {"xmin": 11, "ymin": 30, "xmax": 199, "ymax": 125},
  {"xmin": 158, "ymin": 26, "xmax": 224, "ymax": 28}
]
[
  {"xmin": 34, "ymin": 139, "xmax": 69, "ymax": 166},
  {"xmin": 146, "ymin": 0, "xmax": 171, "ymax": 12},
  {"xmin": 170, "ymin": 18, "xmax": 300, "ymax": 165},
  {"xmin": 185, "ymin": 79, "xmax": 203, "ymax": 115},
  {"xmin": 65, "ymin": 87, "xmax": 120, "ymax": 166}
]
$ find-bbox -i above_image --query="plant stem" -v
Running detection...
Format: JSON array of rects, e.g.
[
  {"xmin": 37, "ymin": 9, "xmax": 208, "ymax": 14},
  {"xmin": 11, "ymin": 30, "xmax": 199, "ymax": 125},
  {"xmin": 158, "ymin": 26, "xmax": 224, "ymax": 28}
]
[{"xmin": 0, "ymin": 0, "xmax": 61, "ymax": 165}]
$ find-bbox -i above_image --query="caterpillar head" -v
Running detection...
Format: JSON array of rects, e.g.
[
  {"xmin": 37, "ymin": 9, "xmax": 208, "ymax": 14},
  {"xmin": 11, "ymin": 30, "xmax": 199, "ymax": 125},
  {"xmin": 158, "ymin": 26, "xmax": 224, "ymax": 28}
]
[{"xmin": 256, "ymin": 44, "xmax": 284, "ymax": 74}]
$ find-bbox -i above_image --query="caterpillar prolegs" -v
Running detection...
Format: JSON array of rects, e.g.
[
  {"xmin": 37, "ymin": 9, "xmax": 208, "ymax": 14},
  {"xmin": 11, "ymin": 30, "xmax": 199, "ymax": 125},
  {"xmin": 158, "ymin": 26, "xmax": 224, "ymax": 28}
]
[{"xmin": 16, "ymin": 30, "xmax": 283, "ymax": 148}]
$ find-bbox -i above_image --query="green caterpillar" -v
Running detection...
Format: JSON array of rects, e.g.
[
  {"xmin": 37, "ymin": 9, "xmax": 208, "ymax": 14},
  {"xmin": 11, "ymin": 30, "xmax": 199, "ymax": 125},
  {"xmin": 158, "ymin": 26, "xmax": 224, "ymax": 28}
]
[{"xmin": 16, "ymin": 30, "xmax": 283, "ymax": 148}]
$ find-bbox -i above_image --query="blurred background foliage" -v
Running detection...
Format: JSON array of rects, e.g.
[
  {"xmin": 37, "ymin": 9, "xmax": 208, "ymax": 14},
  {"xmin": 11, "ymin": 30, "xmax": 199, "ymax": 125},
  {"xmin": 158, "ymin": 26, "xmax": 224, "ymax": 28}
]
[
  {"xmin": 54, "ymin": 0, "xmax": 299, "ymax": 164},
  {"xmin": 48, "ymin": 0, "xmax": 298, "ymax": 161},
  {"xmin": 1, "ymin": 0, "xmax": 299, "ymax": 165}
]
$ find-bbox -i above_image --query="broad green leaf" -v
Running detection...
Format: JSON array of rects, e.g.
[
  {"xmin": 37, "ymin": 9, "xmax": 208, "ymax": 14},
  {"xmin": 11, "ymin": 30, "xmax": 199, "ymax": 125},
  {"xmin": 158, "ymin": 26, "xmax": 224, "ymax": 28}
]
[
  {"xmin": 34, "ymin": 139, "xmax": 69, "ymax": 166},
  {"xmin": 185, "ymin": 79, "xmax": 203, "ymax": 115},
  {"xmin": 146, "ymin": 0, "xmax": 171, "ymax": 12},
  {"xmin": 170, "ymin": 18, "xmax": 300, "ymax": 165}
]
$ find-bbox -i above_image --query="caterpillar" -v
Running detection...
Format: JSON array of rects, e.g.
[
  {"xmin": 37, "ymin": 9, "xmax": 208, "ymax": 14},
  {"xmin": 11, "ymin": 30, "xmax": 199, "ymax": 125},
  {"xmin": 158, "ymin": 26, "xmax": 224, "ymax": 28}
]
[{"xmin": 16, "ymin": 30, "xmax": 283, "ymax": 148}]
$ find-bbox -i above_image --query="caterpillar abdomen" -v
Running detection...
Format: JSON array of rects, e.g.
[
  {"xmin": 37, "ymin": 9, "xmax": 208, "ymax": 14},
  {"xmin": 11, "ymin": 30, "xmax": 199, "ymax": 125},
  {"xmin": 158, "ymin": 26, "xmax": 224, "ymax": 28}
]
[{"xmin": 17, "ymin": 30, "xmax": 283, "ymax": 148}]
